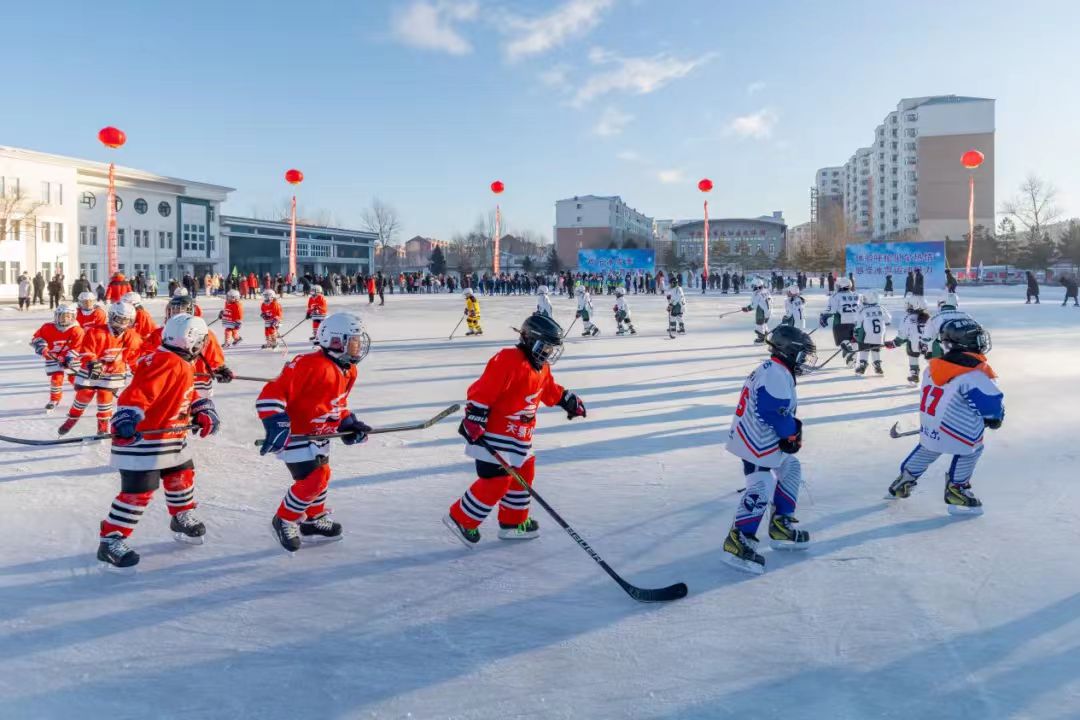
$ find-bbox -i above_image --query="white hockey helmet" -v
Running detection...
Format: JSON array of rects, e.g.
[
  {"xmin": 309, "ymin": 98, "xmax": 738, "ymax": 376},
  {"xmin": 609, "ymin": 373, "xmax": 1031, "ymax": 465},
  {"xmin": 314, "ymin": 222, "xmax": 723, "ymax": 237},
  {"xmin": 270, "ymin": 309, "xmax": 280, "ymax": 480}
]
[
  {"xmin": 862, "ymin": 290, "xmax": 880, "ymax": 305},
  {"xmin": 121, "ymin": 291, "xmax": 142, "ymax": 307},
  {"xmin": 538, "ymin": 285, "xmax": 549, "ymax": 295},
  {"xmin": 837, "ymin": 277, "xmax": 852, "ymax": 290},
  {"xmin": 226, "ymin": 289, "xmax": 241, "ymax": 301},
  {"xmin": 54, "ymin": 303, "xmax": 77, "ymax": 328},
  {"xmin": 262, "ymin": 288, "xmax": 277, "ymax": 301},
  {"xmin": 615, "ymin": 286, "xmax": 625, "ymax": 297},
  {"xmin": 316, "ymin": 312, "xmax": 371, "ymax": 366},
  {"xmin": 463, "ymin": 288, "xmax": 474, "ymax": 298},
  {"xmin": 785, "ymin": 285, "xmax": 800, "ymax": 298},
  {"xmin": 107, "ymin": 301, "xmax": 136, "ymax": 335},
  {"xmin": 312, "ymin": 285, "xmax": 324, "ymax": 295},
  {"xmin": 77, "ymin": 291, "xmax": 96, "ymax": 310},
  {"xmin": 173, "ymin": 287, "xmax": 190, "ymax": 298},
  {"xmin": 938, "ymin": 291, "xmax": 959, "ymax": 309},
  {"xmin": 906, "ymin": 297, "xmax": 926, "ymax": 312},
  {"xmin": 162, "ymin": 313, "xmax": 209, "ymax": 359}
]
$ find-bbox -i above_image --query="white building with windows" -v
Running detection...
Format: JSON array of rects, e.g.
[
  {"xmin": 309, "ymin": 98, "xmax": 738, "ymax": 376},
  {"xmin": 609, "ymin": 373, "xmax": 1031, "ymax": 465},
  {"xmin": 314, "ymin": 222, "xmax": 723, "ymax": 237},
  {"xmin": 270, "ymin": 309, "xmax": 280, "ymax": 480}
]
[{"xmin": 0, "ymin": 146, "xmax": 233, "ymax": 298}]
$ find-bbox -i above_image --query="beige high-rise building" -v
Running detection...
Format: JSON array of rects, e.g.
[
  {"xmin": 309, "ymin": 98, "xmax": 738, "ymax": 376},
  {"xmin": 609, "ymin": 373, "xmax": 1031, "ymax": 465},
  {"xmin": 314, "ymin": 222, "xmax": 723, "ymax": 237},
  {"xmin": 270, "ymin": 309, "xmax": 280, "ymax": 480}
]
[{"xmin": 814, "ymin": 95, "xmax": 995, "ymax": 245}]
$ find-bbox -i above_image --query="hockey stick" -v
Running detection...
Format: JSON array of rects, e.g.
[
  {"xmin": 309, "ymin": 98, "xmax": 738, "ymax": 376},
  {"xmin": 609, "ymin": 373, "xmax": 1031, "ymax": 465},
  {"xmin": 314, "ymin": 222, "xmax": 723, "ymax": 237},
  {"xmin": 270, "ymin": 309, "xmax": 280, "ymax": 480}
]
[
  {"xmin": 206, "ymin": 316, "xmax": 221, "ymax": 328},
  {"xmin": 252, "ymin": 403, "xmax": 461, "ymax": 446},
  {"xmin": 277, "ymin": 318, "xmax": 307, "ymax": 342},
  {"xmin": 717, "ymin": 309, "xmax": 743, "ymax": 320},
  {"xmin": 476, "ymin": 439, "xmax": 688, "ymax": 603},
  {"xmin": 889, "ymin": 421, "xmax": 919, "ymax": 439},
  {"xmin": 232, "ymin": 374, "xmax": 273, "ymax": 383},
  {"xmin": 562, "ymin": 316, "xmax": 579, "ymax": 338},
  {"xmin": 449, "ymin": 315, "xmax": 466, "ymax": 340},
  {"xmin": 0, "ymin": 423, "xmax": 200, "ymax": 447},
  {"xmin": 810, "ymin": 348, "xmax": 843, "ymax": 371}
]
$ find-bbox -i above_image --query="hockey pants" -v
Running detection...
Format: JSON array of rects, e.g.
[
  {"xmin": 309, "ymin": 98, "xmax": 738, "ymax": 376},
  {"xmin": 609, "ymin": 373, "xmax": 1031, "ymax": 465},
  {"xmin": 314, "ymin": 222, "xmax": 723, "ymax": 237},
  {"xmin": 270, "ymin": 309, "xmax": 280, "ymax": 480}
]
[
  {"xmin": 224, "ymin": 326, "xmax": 241, "ymax": 345},
  {"xmin": 101, "ymin": 460, "xmax": 196, "ymax": 538},
  {"xmin": 734, "ymin": 455, "xmax": 801, "ymax": 537},
  {"xmin": 264, "ymin": 324, "xmax": 279, "ymax": 342},
  {"xmin": 467, "ymin": 315, "xmax": 482, "ymax": 333},
  {"xmin": 311, "ymin": 318, "xmax": 322, "ymax": 336},
  {"xmin": 857, "ymin": 348, "xmax": 881, "ymax": 364},
  {"xmin": 277, "ymin": 457, "xmax": 331, "ymax": 522},
  {"xmin": 68, "ymin": 387, "xmax": 115, "ymax": 425},
  {"xmin": 450, "ymin": 456, "xmax": 535, "ymax": 530},
  {"xmin": 900, "ymin": 443, "xmax": 983, "ymax": 488},
  {"xmin": 667, "ymin": 308, "xmax": 684, "ymax": 333}
]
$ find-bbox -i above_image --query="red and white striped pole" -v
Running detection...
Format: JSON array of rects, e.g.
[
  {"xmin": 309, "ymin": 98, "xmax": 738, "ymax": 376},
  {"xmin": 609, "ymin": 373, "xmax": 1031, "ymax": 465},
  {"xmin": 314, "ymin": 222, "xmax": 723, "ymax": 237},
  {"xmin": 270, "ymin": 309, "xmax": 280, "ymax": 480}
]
[
  {"xmin": 97, "ymin": 127, "xmax": 127, "ymax": 275},
  {"xmin": 490, "ymin": 180, "xmax": 504, "ymax": 275},
  {"xmin": 285, "ymin": 169, "xmax": 304, "ymax": 285},
  {"xmin": 960, "ymin": 150, "xmax": 984, "ymax": 279},
  {"xmin": 698, "ymin": 178, "xmax": 713, "ymax": 280}
]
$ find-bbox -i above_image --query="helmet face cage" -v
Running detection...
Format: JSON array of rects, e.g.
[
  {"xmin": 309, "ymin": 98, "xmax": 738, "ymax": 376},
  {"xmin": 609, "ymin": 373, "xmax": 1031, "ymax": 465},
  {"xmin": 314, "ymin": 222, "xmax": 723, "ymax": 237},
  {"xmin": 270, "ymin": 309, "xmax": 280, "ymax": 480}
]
[
  {"xmin": 108, "ymin": 305, "xmax": 134, "ymax": 334},
  {"xmin": 78, "ymin": 292, "xmax": 95, "ymax": 310},
  {"xmin": 792, "ymin": 346, "xmax": 818, "ymax": 376},
  {"xmin": 325, "ymin": 330, "xmax": 371, "ymax": 365},
  {"xmin": 166, "ymin": 298, "xmax": 194, "ymax": 320},
  {"xmin": 530, "ymin": 338, "xmax": 564, "ymax": 367},
  {"xmin": 55, "ymin": 305, "xmax": 76, "ymax": 327}
]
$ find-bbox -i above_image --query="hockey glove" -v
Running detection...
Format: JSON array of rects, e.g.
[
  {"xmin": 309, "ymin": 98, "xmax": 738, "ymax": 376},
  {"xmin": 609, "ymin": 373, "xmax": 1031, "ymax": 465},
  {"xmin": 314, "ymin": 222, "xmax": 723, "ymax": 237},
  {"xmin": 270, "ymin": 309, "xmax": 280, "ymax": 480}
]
[
  {"xmin": 31, "ymin": 338, "xmax": 47, "ymax": 356},
  {"xmin": 338, "ymin": 413, "xmax": 372, "ymax": 446},
  {"xmin": 575, "ymin": 311, "xmax": 582, "ymax": 319},
  {"xmin": 110, "ymin": 407, "xmax": 143, "ymax": 446},
  {"xmin": 260, "ymin": 412, "xmax": 291, "ymax": 455},
  {"xmin": 86, "ymin": 360, "xmax": 105, "ymax": 380},
  {"xmin": 985, "ymin": 406, "xmax": 1004, "ymax": 430},
  {"xmin": 884, "ymin": 340, "xmax": 896, "ymax": 349},
  {"xmin": 191, "ymin": 398, "xmax": 220, "ymax": 438},
  {"xmin": 305, "ymin": 311, "xmax": 312, "ymax": 319},
  {"xmin": 777, "ymin": 417, "xmax": 802, "ymax": 455},
  {"xmin": 558, "ymin": 390, "xmax": 587, "ymax": 420},
  {"xmin": 457, "ymin": 403, "xmax": 489, "ymax": 445},
  {"xmin": 818, "ymin": 313, "xmax": 829, "ymax": 328},
  {"xmin": 742, "ymin": 306, "xmax": 751, "ymax": 312},
  {"xmin": 212, "ymin": 365, "xmax": 235, "ymax": 383},
  {"xmin": 218, "ymin": 310, "xmax": 225, "ymax": 320}
]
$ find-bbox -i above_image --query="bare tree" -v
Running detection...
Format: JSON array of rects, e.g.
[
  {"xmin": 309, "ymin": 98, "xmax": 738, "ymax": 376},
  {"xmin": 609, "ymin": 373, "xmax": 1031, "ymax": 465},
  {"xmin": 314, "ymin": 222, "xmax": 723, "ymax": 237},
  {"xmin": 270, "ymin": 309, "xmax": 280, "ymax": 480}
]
[
  {"xmin": 361, "ymin": 198, "xmax": 401, "ymax": 269},
  {"xmin": 0, "ymin": 189, "xmax": 46, "ymax": 269},
  {"xmin": 1001, "ymin": 175, "xmax": 1062, "ymax": 244}
]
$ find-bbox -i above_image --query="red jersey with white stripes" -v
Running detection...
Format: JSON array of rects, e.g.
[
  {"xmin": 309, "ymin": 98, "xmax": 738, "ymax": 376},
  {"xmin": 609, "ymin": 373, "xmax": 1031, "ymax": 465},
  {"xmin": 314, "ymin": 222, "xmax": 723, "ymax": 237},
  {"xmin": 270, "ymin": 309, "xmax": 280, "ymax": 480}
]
[
  {"xmin": 221, "ymin": 300, "xmax": 243, "ymax": 328},
  {"xmin": 465, "ymin": 347, "xmax": 565, "ymax": 468},
  {"xmin": 77, "ymin": 306, "xmax": 107, "ymax": 329},
  {"xmin": 307, "ymin": 295, "xmax": 328, "ymax": 320},
  {"xmin": 132, "ymin": 306, "xmax": 158, "ymax": 341},
  {"xmin": 261, "ymin": 300, "xmax": 282, "ymax": 327},
  {"xmin": 111, "ymin": 348, "xmax": 196, "ymax": 471},
  {"xmin": 256, "ymin": 349, "xmax": 357, "ymax": 462},
  {"xmin": 69, "ymin": 325, "xmax": 144, "ymax": 390},
  {"xmin": 140, "ymin": 326, "xmax": 225, "ymax": 398},
  {"xmin": 31, "ymin": 322, "xmax": 84, "ymax": 375}
]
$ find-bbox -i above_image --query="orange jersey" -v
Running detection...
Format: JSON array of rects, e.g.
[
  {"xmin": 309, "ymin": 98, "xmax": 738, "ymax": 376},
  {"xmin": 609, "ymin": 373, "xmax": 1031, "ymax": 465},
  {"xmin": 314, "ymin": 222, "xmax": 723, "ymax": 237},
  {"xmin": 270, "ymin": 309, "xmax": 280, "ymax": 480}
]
[
  {"xmin": 70, "ymin": 325, "xmax": 144, "ymax": 390},
  {"xmin": 132, "ymin": 306, "xmax": 158, "ymax": 341},
  {"xmin": 465, "ymin": 347, "xmax": 565, "ymax": 468},
  {"xmin": 31, "ymin": 322, "xmax": 84, "ymax": 375},
  {"xmin": 106, "ymin": 280, "xmax": 131, "ymax": 303},
  {"xmin": 112, "ymin": 348, "xmax": 197, "ymax": 471},
  {"xmin": 77, "ymin": 306, "xmax": 107, "ymax": 329},
  {"xmin": 307, "ymin": 295, "xmax": 328, "ymax": 319},
  {"xmin": 141, "ymin": 326, "xmax": 224, "ymax": 398},
  {"xmin": 221, "ymin": 300, "xmax": 244, "ymax": 328},
  {"xmin": 261, "ymin": 300, "xmax": 283, "ymax": 327},
  {"xmin": 256, "ymin": 349, "xmax": 357, "ymax": 462}
]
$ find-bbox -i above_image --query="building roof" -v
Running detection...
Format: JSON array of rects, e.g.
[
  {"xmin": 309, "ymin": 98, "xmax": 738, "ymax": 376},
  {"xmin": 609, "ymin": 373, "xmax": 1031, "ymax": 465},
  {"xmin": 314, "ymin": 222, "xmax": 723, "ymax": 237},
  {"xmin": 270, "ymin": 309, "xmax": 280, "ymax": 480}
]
[
  {"xmin": 909, "ymin": 95, "xmax": 994, "ymax": 109},
  {"xmin": 671, "ymin": 215, "xmax": 786, "ymax": 230},
  {"xmin": 220, "ymin": 215, "xmax": 376, "ymax": 239},
  {"xmin": 0, "ymin": 145, "xmax": 235, "ymax": 198}
]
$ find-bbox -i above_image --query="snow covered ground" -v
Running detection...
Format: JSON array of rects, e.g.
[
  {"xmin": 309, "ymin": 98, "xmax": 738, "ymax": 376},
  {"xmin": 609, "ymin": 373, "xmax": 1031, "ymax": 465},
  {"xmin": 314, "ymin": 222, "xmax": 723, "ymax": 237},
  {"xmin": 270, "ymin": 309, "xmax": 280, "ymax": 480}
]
[{"xmin": 1, "ymin": 285, "xmax": 1078, "ymax": 720}]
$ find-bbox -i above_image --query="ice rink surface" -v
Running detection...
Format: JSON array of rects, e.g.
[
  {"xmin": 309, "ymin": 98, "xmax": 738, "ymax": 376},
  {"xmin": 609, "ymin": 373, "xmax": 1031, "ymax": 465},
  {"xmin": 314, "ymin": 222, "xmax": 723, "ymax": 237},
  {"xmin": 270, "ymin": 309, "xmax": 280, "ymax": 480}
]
[{"xmin": 1, "ymin": 285, "xmax": 1078, "ymax": 720}]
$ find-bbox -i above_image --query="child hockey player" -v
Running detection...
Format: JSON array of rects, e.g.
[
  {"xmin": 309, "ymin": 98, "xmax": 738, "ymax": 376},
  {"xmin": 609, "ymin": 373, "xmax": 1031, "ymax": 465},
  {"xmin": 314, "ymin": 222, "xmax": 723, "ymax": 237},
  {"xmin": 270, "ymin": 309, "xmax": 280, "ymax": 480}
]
[
  {"xmin": 97, "ymin": 313, "xmax": 219, "ymax": 571},
  {"xmin": 921, "ymin": 292, "xmax": 970, "ymax": 359},
  {"xmin": 260, "ymin": 289, "xmax": 283, "ymax": 349},
  {"xmin": 173, "ymin": 287, "xmax": 203, "ymax": 316},
  {"xmin": 76, "ymin": 291, "xmax": 106, "ymax": 328},
  {"xmin": 121, "ymin": 292, "xmax": 157, "ymax": 341},
  {"xmin": 144, "ymin": 295, "xmax": 234, "ymax": 398},
  {"xmin": 666, "ymin": 284, "xmax": 686, "ymax": 337},
  {"xmin": 258, "ymin": 312, "xmax": 372, "ymax": 552},
  {"xmin": 613, "ymin": 287, "xmax": 637, "ymax": 335},
  {"xmin": 220, "ymin": 289, "xmax": 244, "ymax": 347},
  {"xmin": 444, "ymin": 313, "xmax": 586, "ymax": 546},
  {"xmin": 888, "ymin": 318, "xmax": 1003, "ymax": 515},
  {"xmin": 576, "ymin": 285, "xmax": 599, "ymax": 336},
  {"xmin": 463, "ymin": 288, "xmax": 483, "ymax": 336},
  {"xmin": 742, "ymin": 279, "xmax": 771, "ymax": 343},
  {"xmin": 853, "ymin": 290, "xmax": 892, "ymax": 376},
  {"xmin": 781, "ymin": 285, "xmax": 805, "ymax": 329},
  {"xmin": 886, "ymin": 297, "xmax": 930, "ymax": 384},
  {"xmin": 819, "ymin": 277, "xmax": 861, "ymax": 366},
  {"xmin": 60, "ymin": 302, "xmax": 143, "ymax": 436},
  {"xmin": 30, "ymin": 303, "xmax": 84, "ymax": 411},
  {"xmin": 536, "ymin": 285, "xmax": 553, "ymax": 318},
  {"xmin": 306, "ymin": 285, "xmax": 328, "ymax": 341},
  {"xmin": 723, "ymin": 325, "xmax": 817, "ymax": 574}
]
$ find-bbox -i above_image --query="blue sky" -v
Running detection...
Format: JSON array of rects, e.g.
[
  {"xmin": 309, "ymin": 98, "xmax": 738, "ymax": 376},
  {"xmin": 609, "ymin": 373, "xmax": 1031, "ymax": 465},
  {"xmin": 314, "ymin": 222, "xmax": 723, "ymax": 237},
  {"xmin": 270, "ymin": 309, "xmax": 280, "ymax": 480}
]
[{"xmin": 5, "ymin": 0, "xmax": 1077, "ymax": 241}]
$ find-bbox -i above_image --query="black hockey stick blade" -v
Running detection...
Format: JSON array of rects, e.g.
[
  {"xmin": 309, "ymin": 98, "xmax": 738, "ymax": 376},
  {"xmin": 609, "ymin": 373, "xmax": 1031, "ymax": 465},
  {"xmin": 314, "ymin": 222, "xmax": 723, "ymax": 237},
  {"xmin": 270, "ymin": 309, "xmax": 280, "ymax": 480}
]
[
  {"xmin": 253, "ymin": 404, "xmax": 461, "ymax": 446},
  {"xmin": 889, "ymin": 421, "xmax": 919, "ymax": 439},
  {"xmin": 0, "ymin": 423, "xmax": 199, "ymax": 447},
  {"xmin": 618, "ymin": 578, "xmax": 689, "ymax": 603}
]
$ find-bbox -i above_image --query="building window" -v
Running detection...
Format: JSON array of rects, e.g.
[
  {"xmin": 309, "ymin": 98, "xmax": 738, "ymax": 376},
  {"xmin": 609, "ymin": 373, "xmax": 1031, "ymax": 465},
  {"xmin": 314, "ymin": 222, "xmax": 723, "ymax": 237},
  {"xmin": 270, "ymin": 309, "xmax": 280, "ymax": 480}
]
[
  {"xmin": 114, "ymin": 195, "xmax": 123, "ymax": 212},
  {"xmin": 56, "ymin": 223, "xmax": 64, "ymax": 244},
  {"xmin": 89, "ymin": 226, "xmax": 98, "ymax": 246},
  {"xmin": 158, "ymin": 264, "xmax": 169, "ymax": 282},
  {"xmin": 208, "ymin": 205, "xmax": 215, "ymax": 221},
  {"xmin": 134, "ymin": 198, "xmax": 148, "ymax": 214},
  {"xmin": 81, "ymin": 191, "xmax": 96, "ymax": 209},
  {"xmin": 577, "ymin": 229, "xmax": 583, "ymax": 236},
  {"xmin": 80, "ymin": 226, "xmax": 87, "ymax": 245},
  {"xmin": 905, "ymin": 128, "xmax": 917, "ymax": 137},
  {"xmin": 41, "ymin": 181, "xmax": 50, "ymax": 204},
  {"xmin": 158, "ymin": 201, "xmax": 172, "ymax": 217},
  {"xmin": 117, "ymin": 228, "xmax": 125, "ymax": 247},
  {"xmin": 159, "ymin": 231, "xmax": 166, "ymax": 249},
  {"xmin": 118, "ymin": 263, "xmax": 126, "ymax": 274},
  {"xmin": 40, "ymin": 221, "xmax": 50, "ymax": 242},
  {"xmin": 182, "ymin": 223, "xmax": 206, "ymax": 253},
  {"xmin": 167, "ymin": 231, "xmax": 174, "ymax": 249}
]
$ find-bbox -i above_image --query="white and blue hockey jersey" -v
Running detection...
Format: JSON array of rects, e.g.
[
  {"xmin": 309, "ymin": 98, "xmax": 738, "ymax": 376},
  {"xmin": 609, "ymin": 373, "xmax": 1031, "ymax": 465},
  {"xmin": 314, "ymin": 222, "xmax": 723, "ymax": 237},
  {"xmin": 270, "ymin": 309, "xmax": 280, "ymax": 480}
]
[
  {"xmin": 537, "ymin": 292, "xmax": 553, "ymax": 317},
  {"xmin": 855, "ymin": 304, "xmax": 892, "ymax": 346},
  {"xmin": 783, "ymin": 296, "xmax": 805, "ymax": 329},
  {"xmin": 725, "ymin": 358, "xmax": 798, "ymax": 469},
  {"xmin": 922, "ymin": 307, "xmax": 972, "ymax": 357},
  {"xmin": 894, "ymin": 310, "xmax": 928, "ymax": 355},
  {"xmin": 823, "ymin": 291, "xmax": 860, "ymax": 326},
  {"xmin": 918, "ymin": 357, "xmax": 1004, "ymax": 455},
  {"xmin": 746, "ymin": 289, "xmax": 771, "ymax": 323}
]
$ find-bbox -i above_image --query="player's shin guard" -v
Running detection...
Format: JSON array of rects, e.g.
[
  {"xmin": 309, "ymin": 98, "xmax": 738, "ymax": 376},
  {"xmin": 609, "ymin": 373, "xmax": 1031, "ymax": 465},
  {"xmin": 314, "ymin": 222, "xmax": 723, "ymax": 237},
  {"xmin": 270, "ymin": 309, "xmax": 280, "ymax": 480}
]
[
  {"xmin": 277, "ymin": 463, "xmax": 331, "ymax": 522},
  {"xmin": 496, "ymin": 457, "xmax": 535, "ymax": 526},
  {"xmin": 771, "ymin": 455, "xmax": 801, "ymax": 516},
  {"xmin": 101, "ymin": 491, "xmax": 154, "ymax": 539},
  {"xmin": 67, "ymin": 387, "xmax": 95, "ymax": 421},
  {"xmin": 734, "ymin": 461, "xmax": 772, "ymax": 538},
  {"xmin": 48, "ymin": 373, "xmax": 64, "ymax": 404},
  {"xmin": 163, "ymin": 467, "xmax": 196, "ymax": 515},
  {"xmin": 900, "ymin": 443, "xmax": 941, "ymax": 480}
]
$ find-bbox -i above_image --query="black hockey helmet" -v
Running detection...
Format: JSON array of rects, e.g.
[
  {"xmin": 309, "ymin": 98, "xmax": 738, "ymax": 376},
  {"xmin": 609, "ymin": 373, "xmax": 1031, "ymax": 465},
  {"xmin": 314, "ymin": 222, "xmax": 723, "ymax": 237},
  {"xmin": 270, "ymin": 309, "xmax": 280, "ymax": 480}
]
[
  {"xmin": 166, "ymin": 294, "xmax": 195, "ymax": 320},
  {"xmin": 517, "ymin": 312, "xmax": 565, "ymax": 369},
  {"xmin": 940, "ymin": 318, "xmax": 992, "ymax": 355},
  {"xmin": 766, "ymin": 325, "xmax": 817, "ymax": 376}
]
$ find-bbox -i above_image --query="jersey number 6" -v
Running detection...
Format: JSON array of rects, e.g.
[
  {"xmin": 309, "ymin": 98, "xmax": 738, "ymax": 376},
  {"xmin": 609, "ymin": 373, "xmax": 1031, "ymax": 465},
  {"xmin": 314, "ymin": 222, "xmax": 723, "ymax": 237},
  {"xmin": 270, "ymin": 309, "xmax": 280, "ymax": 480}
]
[
  {"xmin": 920, "ymin": 385, "xmax": 944, "ymax": 416},
  {"xmin": 734, "ymin": 387, "xmax": 750, "ymax": 417}
]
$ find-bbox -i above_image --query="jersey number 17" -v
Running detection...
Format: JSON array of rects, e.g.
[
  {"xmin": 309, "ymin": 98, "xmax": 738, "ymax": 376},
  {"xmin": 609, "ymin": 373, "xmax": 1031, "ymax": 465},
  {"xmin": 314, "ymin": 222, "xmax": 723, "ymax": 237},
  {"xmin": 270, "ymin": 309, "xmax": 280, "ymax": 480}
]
[{"xmin": 920, "ymin": 385, "xmax": 944, "ymax": 416}]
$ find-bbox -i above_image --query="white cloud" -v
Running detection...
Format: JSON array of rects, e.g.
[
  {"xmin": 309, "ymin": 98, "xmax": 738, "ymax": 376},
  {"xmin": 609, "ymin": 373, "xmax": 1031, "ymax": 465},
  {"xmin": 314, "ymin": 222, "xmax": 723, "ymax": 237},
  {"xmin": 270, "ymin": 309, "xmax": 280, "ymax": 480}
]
[
  {"xmin": 657, "ymin": 169, "xmax": 685, "ymax": 184},
  {"xmin": 746, "ymin": 81, "xmax": 766, "ymax": 95},
  {"xmin": 726, "ymin": 108, "xmax": 778, "ymax": 139},
  {"xmin": 391, "ymin": 1, "xmax": 479, "ymax": 56},
  {"xmin": 538, "ymin": 63, "xmax": 572, "ymax": 89},
  {"xmin": 502, "ymin": 0, "xmax": 615, "ymax": 61},
  {"xmin": 573, "ymin": 48, "xmax": 715, "ymax": 106},
  {"xmin": 593, "ymin": 107, "xmax": 633, "ymax": 136},
  {"xmin": 616, "ymin": 149, "xmax": 641, "ymax": 162}
]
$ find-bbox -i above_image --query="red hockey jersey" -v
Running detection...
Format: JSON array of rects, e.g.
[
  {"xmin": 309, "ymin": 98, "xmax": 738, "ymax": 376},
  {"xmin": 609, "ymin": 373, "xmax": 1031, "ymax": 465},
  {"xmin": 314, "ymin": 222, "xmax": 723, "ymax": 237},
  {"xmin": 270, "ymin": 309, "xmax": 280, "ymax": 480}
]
[
  {"xmin": 141, "ymin": 326, "xmax": 225, "ymax": 398},
  {"xmin": 307, "ymin": 295, "xmax": 328, "ymax": 320},
  {"xmin": 77, "ymin": 306, "xmax": 107, "ymax": 329},
  {"xmin": 260, "ymin": 300, "xmax": 282, "ymax": 328},
  {"xmin": 256, "ymin": 349, "xmax": 357, "ymax": 462},
  {"xmin": 111, "ymin": 348, "xmax": 196, "ymax": 471},
  {"xmin": 221, "ymin": 300, "xmax": 243, "ymax": 328},
  {"xmin": 31, "ymin": 322, "xmax": 84, "ymax": 375},
  {"xmin": 69, "ymin": 325, "xmax": 144, "ymax": 390},
  {"xmin": 132, "ymin": 305, "xmax": 158, "ymax": 341}
]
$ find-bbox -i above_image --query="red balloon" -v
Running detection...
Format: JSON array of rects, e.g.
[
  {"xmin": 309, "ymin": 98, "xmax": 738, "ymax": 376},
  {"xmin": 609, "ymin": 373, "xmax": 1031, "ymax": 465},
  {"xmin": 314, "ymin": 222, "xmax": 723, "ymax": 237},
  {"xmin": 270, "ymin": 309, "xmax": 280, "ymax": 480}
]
[
  {"xmin": 98, "ymin": 126, "xmax": 126, "ymax": 149},
  {"xmin": 698, "ymin": 178, "xmax": 714, "ymax": 192},
  {"xmin": 961, "ymin": 150, "xmax": 984, "ymax": 169},
  {"xmin": 285, "ymin": 169, "xmax": 304, "ymax": 185},
  {"xmin": 490, "ymin": 180, "xmax": 505, "ymax": 194}
]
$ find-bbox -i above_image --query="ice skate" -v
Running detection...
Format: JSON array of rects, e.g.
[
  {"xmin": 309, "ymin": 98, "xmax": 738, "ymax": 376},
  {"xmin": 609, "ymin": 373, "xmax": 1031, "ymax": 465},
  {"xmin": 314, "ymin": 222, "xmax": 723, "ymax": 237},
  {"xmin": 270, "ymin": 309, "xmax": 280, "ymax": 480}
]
[
  {"xmin": 754, "ymin": 331, "xmax": 766, "ymax": 344},
  {"xmin": 465, "ymin": 329, "xmax": 476, "ymax": 336},
  {"xmin": 271, "ymin": 515, "xmax": 302, "ymax": 553},
  {"xmin": 768, "ymin": 513, "xmax": 810, "ymax": 550},
  {"xmin": 677, "ymin": 323, "xmax": 685, "ymax": 334},
  {"xmin": 443, "ymin": 514, "xmax": 480, "ymax": 548},
  {"xmin": 57, "ymin": 418, "xmax": 77, "ymax": 436},
  {"xmin": 44, "ymin": 401, "xmax": 57, "ymax": 413},
  {"xmin": 169, "ymin": 510, "xmax": 206, "ymax": 545},
  {"xmin": 873, "ymin": 361, "xmax": 884, "ymax": 375},
  {"xmin": 98, "ymin": 535, "xmax": 139, "ymax": 574},
  {"xmin": 887, "ymin": 471, "xmax": 918, "ymax": 499},
  {"xmin": 590, "ymin": 325, "xmax": 600, "ymax": 337},
  {"xmin": 97, "ymin": 420, "xmax": 110, "ymax": 435},
  {"xmin": 300, "ymin": 514, "xmax": 343, "ymax": 544},
  {"xmin": 616, "ymin": 327, "xmax": 626, "ymax": 336},
  {"xmin": 855, "ymin": 361, "xmax": 868, "ymax": 375},
  {"xmin": 721, "ymin": 527, "xmax": 765, "ymax": 575},
  {"xmin": 498, "ymin": 518, "xmax": 539, "ymax": 540},
  {"xmin": 629, "ymin": 326, "xmax": 637, "ymax": 335},
  {"xmin": 668, "ymin": 325, "xmax": 677, "ymax": 339},
  {"xmin": 907, "ymin": 370, "xmax": 919, "ymax": 384},
  {"xmin": 945, "ymin": 482, "xmax": 984, "ymax": 516}
]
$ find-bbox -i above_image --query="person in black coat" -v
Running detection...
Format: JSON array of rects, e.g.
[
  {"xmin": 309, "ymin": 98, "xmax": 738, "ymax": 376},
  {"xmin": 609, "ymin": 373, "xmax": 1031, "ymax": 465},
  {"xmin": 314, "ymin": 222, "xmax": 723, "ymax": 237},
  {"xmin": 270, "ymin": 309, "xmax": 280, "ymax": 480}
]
[
  {"xmin": 71, "ymin": 274, "xmax": 90, "ymax": 299},
  {"xmin": 827, "ymin": 272, "xmax": 836, "ymax": 292},
  {"xmin": 904, "ymin": 271, "xmax": 914, "ymax": 296},
  {"xmin": 1026, "ymin": 271, "xmax": 1040, "ymax": 304},
  {"xmin": 884, "ymin": 274, "xmax": 894, "ymax": 296},
  {"xmin": 913, "ymin": 269, "xmax": 925, "ymax": 298},
  {"xmin": 945, "ymin": 269, "xmax": 958, "ymax": 293},
  {"xmin": 47, "ymin": 275, "xmax": 63, "ymax": 308},
  {"xmin": 1061, "ymin": 276, "xmax": 1078, "ymax": 306}
]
